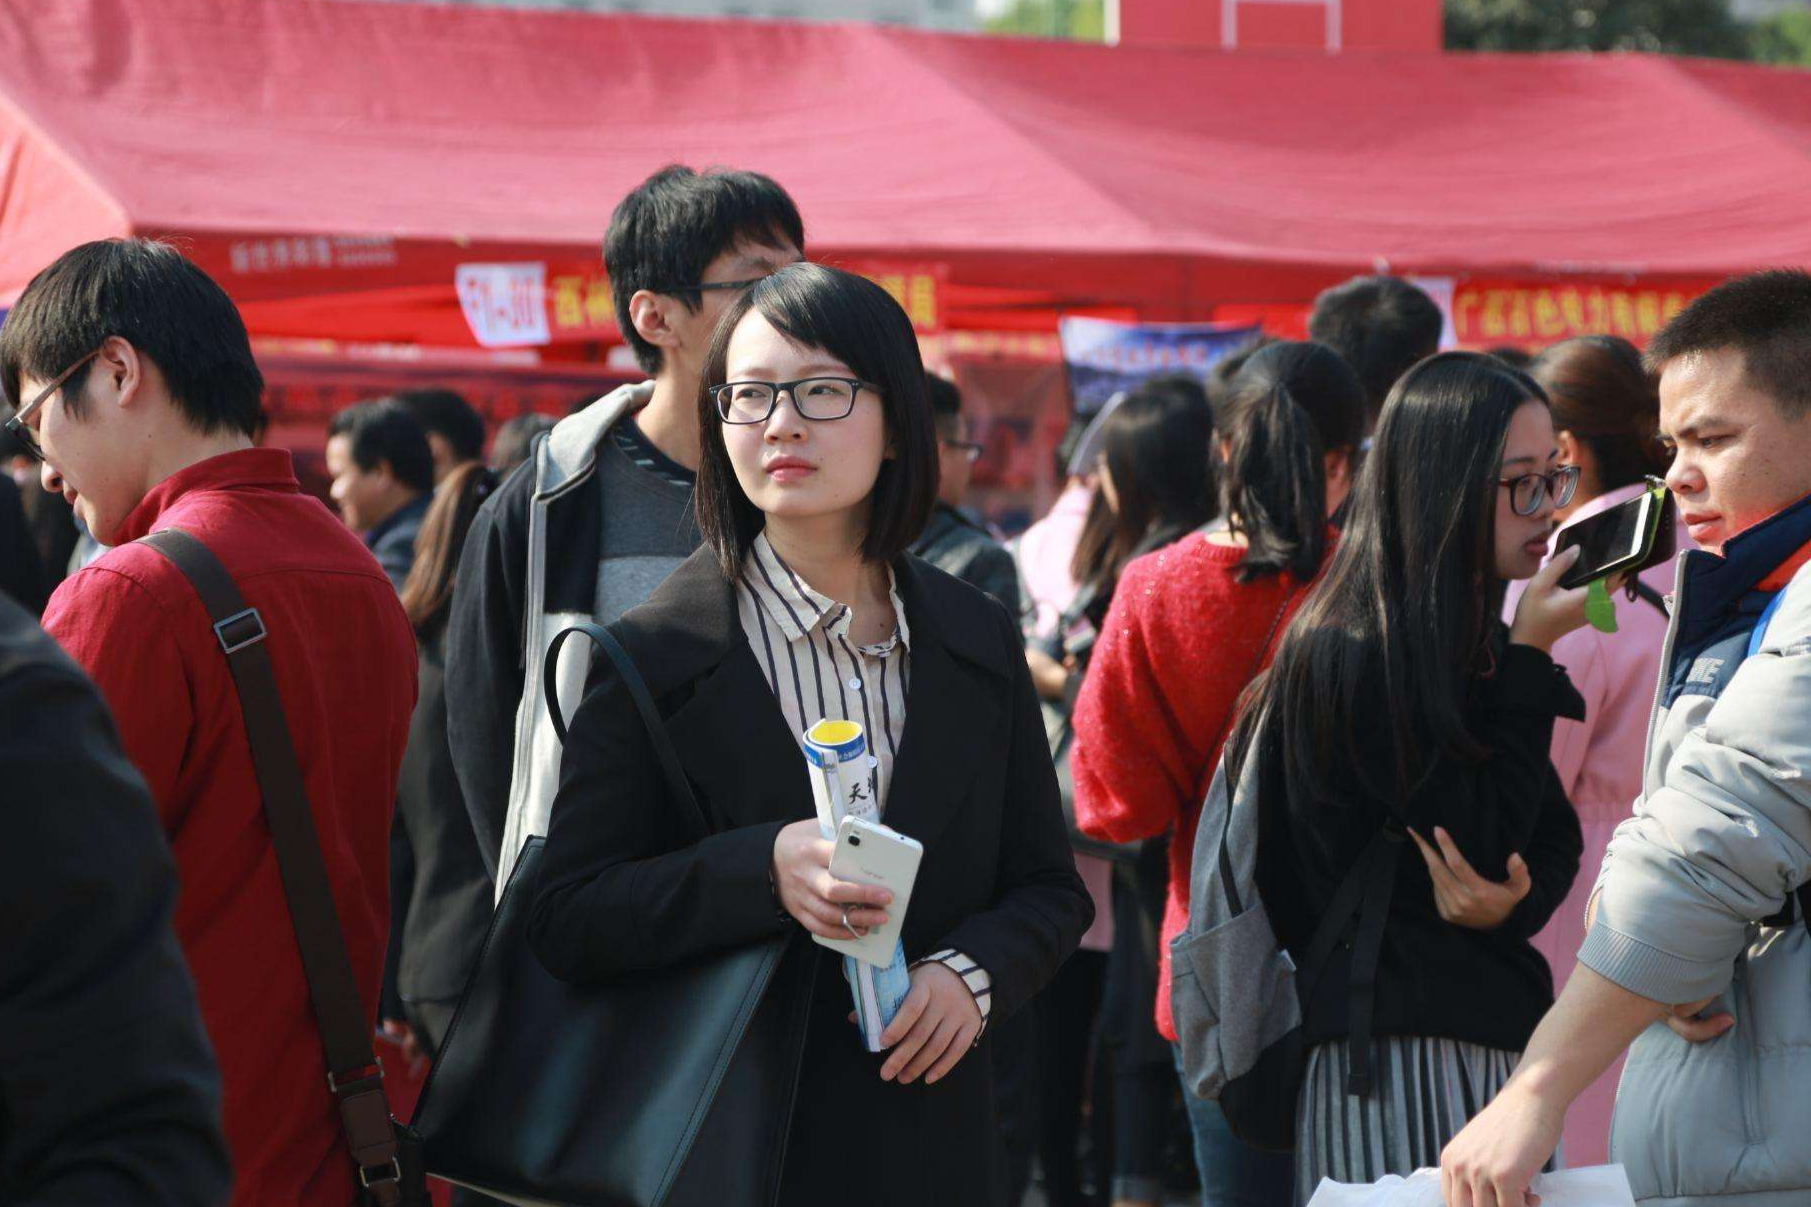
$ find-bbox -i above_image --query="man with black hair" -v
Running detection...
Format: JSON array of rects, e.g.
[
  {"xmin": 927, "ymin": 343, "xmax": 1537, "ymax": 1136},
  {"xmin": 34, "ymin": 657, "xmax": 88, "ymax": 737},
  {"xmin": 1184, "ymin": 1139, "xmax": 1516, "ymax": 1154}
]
[
  {"xmin": 327, "ymin": 399, "xmax": 436, "ymax": 589},
  {"xmin": 3, "ymin": 238, "xmax": 418, "ymax": 1207},
  {"xmin": 1307, "ymin": 274, "xmax": 1443, "ymax": 421},
  {"xmin": 395, "ymin": 387, "xmax": 486, "ymax": 483},
  {"xmin": 447, "ymin": 164, "xmax": 804, "ymax": 889},
  {"xmin": 911, "ymin": 373, "xmax": 1022, "ymax": 618},
  {"xmin": 1443, "ymin": 270, "xmax": 1811, "ymax": 1207}
]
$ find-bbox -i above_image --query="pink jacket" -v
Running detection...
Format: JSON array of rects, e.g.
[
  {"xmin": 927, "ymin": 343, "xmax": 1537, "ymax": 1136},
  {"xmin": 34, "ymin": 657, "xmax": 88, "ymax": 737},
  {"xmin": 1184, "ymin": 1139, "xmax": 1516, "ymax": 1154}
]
[
  {"xmin": 1504, "ymin": 482, "xmax": 1693, "ymax": 821},
  {"xmin": 1016, "ymin": 481, "xmax": 1092, "ymax": 640},
  {"xmin": 1501, "ymin": 480, "xmax": 1693, "ymax": 1167}
]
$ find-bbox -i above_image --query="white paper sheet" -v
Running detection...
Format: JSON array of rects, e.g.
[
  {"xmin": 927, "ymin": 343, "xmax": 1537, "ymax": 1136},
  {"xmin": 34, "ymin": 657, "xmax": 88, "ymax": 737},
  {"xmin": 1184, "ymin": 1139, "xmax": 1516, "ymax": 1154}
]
[{"xmin": 1305, "ymin": 1164, "xmax": 1635, "ymax": 1207}]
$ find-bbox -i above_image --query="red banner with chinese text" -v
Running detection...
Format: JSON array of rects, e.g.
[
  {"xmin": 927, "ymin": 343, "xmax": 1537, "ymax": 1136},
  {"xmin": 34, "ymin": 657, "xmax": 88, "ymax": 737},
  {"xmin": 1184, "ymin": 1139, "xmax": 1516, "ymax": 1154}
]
[{"xmin": 1450, "ymin": 278, "xmax": 1717, "ymax": 350}]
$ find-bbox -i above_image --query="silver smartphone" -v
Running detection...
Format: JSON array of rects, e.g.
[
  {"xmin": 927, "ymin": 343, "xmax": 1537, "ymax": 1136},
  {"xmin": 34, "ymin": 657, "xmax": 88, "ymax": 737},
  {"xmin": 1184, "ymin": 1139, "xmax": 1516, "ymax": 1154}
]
[{"xmin": 815, "ymin": 816, "xmax": 924, "ymax": 968}]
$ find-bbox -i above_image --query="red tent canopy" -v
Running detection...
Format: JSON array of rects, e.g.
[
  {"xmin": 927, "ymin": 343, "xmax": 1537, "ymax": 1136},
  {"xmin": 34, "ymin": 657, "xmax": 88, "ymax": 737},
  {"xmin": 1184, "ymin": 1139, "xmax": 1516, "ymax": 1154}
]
[{"xmin": 3, "ymin": 0, "xmax": 1811, "ymax": 348}]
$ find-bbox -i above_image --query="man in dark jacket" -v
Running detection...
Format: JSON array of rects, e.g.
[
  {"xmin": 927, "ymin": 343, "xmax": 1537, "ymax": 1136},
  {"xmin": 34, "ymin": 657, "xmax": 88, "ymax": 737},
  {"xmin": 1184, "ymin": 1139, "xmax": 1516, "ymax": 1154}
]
[
  {"xmin": 0, "ymin": 592, "xmax": 229, "ymax": 1205},
  {"xmin": 911, "ymin": 374, "xmax": 1022, "ymax": 619},
  {"xmin": 326, "ymin": 400, "xmax": 435, "ymax": 591},
  {"xmin": 446, "ymin": 165, "xmax": 805, "ymax": 892}
]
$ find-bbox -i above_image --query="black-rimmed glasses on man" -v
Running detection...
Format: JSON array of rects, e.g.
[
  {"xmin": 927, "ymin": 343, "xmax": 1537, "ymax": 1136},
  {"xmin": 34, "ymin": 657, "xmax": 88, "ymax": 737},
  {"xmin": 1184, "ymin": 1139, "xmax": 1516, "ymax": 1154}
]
[
  {"xmin": 711, "ymin": 378, "xmax": 877, "ymax": 425},
  {"xmin": 3, "ymin": 347, "xmax": 102, "ymax": 463},
  {"xmin": 1498, "ymin": 464, "xmax": 1582, "ymax": 517}
]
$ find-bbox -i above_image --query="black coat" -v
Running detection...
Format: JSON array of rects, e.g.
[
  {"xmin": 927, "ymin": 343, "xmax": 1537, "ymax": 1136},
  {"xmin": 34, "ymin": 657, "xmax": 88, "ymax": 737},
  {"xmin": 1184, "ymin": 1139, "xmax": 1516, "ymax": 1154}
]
[
  {"xmin": 1256, "ymin": 634, "xmax": 1586, "ymax": 1055},
  {"xmin": 384, "ymin": 635, "xmax": 496, "ymax": 1035},
  {"xmin": 527, "ymin": 547, "xmax": 1094, "ymax": 1206},
  {"xmin": 0, "ymin": 594, "xmax": 230, "ymax": 1204}
]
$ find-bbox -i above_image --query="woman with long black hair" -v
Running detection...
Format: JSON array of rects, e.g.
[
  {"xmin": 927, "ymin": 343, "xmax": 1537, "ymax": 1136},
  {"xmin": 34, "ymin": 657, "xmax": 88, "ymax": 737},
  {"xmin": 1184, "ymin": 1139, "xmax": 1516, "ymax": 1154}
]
[
  {"xmin": 528, "ymin": 262, "xmax": 1092, "ymax": 1204},
  {"xmin": 1228, "ymin": 352, "xmax": 1590, "ymax": 1197},
  {"xmin": 1030, "ymin": 380, "xmax": 1216, "ymax": 1207},
  {"xmin": 1073, "ymin": 341, "xmax": 1365, "ymax": 1206}
]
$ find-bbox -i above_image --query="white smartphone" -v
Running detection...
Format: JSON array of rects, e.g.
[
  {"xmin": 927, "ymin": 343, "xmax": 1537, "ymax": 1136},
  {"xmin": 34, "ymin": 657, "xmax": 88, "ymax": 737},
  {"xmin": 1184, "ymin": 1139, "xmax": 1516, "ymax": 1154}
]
[{"xmin": 814, "ymin": 816, "xmax": 924, "ymax": 968}]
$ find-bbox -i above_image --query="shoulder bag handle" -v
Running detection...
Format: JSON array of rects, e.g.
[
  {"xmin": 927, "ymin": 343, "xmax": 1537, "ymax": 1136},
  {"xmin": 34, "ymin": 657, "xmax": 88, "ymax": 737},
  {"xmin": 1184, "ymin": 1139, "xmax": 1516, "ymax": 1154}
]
[{"xmin": 544, "ymin": 621, "xmax": 712, "ymax": 842}]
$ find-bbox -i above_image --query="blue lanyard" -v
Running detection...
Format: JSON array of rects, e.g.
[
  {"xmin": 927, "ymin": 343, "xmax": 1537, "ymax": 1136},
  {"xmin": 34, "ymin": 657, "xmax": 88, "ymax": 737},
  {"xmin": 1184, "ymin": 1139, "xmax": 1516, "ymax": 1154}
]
[{"xmin": 1748, "ymin": 589, "xmax": 1788, "ymax": 660}]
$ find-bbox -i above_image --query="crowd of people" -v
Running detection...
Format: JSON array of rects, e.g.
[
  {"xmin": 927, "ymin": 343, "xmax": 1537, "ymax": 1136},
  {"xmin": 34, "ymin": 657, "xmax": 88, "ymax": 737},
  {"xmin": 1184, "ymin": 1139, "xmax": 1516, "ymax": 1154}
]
[{"xmin": 1, "ymin": 160, "xmax": 1808, "ymax": 1207}]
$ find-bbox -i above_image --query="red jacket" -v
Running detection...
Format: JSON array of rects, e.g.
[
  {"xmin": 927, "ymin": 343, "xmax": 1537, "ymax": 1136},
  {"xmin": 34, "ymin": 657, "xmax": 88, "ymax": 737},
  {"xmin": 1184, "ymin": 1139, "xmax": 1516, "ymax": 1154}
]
[
  {"xmin": 43, "ymin": 449, "xmax": 417, "ymax": 1207},
  {"xmin": 1071, "ymin": 533, "xmax": 1321, "ymax": 1041}
]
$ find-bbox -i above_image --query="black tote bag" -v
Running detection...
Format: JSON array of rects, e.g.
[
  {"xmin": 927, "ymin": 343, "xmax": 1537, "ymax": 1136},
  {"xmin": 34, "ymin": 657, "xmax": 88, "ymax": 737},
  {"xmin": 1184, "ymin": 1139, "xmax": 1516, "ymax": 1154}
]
[{"xmin": 413, "ymin": 623, "xmax": 793, "ymax": 1206}]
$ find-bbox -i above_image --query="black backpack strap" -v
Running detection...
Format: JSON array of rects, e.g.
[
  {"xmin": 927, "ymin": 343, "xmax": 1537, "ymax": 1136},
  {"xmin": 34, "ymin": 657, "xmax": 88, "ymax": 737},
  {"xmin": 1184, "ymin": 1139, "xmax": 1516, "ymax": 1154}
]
[
  {"xmin": 138, "ymin": 529, "xmax": 406, "ymax": 1205},
  {"xmin": 1293, "ymin": 823, "xmax": 1404, "ymax": 1098},
  {"xmin": 1342, "ymin": 829, "xmax": 1404, "ymax": 1095},
  {"xmin": 543, "ymin": 621, "xmax": 711, "ymax": 841}
]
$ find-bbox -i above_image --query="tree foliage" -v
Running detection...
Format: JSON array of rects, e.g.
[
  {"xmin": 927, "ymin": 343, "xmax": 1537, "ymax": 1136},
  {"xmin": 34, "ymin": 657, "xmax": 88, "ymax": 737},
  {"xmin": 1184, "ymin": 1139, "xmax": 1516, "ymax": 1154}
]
[
  {"xmin": 1444, "ymin": 0, "xmax": 1751, "ymax": 57},
  {"xmin": 1749, "ymin": 9, "xmax": 1811, "ymax": 66},
  {"xmin": 982, "ymin": 0, "xmax": 1105, "ymax": 40}
]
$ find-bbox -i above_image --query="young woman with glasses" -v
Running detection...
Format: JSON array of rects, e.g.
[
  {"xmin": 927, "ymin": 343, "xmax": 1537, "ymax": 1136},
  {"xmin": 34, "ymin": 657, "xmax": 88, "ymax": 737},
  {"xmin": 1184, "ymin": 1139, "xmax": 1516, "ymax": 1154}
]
[
  {"xmin": 1224, "ymin": 351, "xmax": 1591, "ymax": 1199},
  {"xmin": 527, "ymin": 262, "xmax": 1093, "ymax": 1205}
]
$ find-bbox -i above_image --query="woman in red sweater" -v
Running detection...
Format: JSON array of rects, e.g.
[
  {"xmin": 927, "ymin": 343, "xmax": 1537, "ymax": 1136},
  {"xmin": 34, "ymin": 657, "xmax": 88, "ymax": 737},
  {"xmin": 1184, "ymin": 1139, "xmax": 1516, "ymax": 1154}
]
[{"xmin": 1072, "ymin": 341, "xmax": 1366, "ymax": 1207}]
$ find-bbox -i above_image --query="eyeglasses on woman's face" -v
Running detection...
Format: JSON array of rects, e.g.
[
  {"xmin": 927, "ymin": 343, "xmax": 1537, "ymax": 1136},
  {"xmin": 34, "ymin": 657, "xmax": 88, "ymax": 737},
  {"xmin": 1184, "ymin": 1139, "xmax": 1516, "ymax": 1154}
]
[
  {"xmin": 711, "ymin": 377, "xmax": 877, "ymax": 425},
  {"xmin": 1498, "ymin": 463, "xmax": 1581, "ymax": 517}
]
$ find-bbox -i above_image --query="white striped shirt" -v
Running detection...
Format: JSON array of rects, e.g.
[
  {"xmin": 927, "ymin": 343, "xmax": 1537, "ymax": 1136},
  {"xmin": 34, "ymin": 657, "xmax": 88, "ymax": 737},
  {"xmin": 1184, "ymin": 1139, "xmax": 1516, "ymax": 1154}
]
[{"xmin": 737, "ymin": 532, "xmax": 992, "ymax": 1025}]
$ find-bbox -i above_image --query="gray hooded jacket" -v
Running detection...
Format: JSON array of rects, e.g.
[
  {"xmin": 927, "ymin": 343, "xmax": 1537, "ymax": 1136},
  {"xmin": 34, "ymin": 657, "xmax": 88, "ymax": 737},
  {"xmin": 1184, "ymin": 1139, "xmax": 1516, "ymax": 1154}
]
[{"xmin": 1577, "ymin": 494, "xmax": 1811, "ymax": 1206}]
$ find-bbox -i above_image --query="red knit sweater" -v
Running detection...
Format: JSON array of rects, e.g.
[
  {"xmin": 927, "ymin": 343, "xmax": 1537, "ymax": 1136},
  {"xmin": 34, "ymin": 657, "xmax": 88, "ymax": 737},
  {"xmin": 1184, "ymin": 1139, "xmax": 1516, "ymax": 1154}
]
[{"xmin": 1071, "ymin": 532, "xmax": 1324, "ymax": 1040}]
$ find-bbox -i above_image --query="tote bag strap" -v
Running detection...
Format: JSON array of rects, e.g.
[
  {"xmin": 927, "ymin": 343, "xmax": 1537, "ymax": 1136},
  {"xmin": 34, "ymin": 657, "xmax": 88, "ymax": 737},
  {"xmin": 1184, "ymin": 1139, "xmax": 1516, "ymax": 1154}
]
[
  {"xmin": 544, "ymin": 621, "xmax": 711, "ymax": 841},
  {"xmin": 137, "ymin": 528, "xmax": 406, "ymax": 1204}
]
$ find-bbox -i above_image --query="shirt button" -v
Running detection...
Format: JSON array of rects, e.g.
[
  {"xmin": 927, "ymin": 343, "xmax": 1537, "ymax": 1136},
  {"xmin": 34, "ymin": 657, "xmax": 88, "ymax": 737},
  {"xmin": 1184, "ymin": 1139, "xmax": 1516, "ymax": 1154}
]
[
  {"xmin": 868, "ymin": 755, "xmax": 879, "ymax": 769},
  {"xmin": 846, "ymin": 677, "xmax": 861, "ymax": 692}
]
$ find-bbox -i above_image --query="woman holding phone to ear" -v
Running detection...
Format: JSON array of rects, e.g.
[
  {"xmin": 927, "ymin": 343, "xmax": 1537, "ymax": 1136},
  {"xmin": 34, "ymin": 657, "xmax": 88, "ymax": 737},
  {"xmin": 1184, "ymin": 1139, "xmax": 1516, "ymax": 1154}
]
[
  {"xmin": 1227, "ymin": 352, "xmax": 1590, "ymax": 1197},
  {"xmin": 528, "ymin": 262, "xmax": 1093, "ymax": 1205}
]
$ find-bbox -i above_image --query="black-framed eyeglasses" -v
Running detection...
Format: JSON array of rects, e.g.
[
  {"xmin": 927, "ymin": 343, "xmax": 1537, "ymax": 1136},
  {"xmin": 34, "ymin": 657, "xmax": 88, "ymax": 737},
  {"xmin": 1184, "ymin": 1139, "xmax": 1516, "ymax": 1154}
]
[
  {"xmin": 711, "ymin": 377, "xmax": 877, "ymax": 425},
  {"xmin": 656, "ymin": 277, "xmax": 768, "ymax": 297},
  {"xmin": 1498, "ymin": 463, "xmax": 1582, "ymax": 517},
  {"xmin": 941, "ymin": 438, "xmax": 984, "ymax": 464},
  {"xmin": 3, "ymin": 348, "xmax": 102, "ymax": 463}
]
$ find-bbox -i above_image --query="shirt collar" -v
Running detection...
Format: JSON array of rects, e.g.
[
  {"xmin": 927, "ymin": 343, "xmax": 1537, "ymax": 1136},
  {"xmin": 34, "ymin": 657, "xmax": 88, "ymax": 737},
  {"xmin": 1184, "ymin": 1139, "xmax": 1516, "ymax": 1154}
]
[
  {"xmin": 745, "ymin": 531, "xmax": 911, "ymax": 653},
  {"xmin": 365, "ymin": 492, "xmax": 431, "ymax": 549},
  {"xmin": 116, "ymin": 448, "xmax": 301, "ymax": 545}
]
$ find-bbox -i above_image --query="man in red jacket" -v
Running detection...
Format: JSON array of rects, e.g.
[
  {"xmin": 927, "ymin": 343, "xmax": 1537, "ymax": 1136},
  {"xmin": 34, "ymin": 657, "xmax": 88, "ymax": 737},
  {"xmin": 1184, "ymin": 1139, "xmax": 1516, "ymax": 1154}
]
[{"xmin": 2, "ymin": 238, "xmax": 418, "ymax": 1206}]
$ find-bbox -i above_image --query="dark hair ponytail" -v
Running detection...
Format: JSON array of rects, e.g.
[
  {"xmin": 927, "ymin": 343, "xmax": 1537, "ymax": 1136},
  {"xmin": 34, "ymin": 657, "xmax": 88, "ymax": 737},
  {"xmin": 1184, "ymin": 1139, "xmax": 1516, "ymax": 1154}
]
[
  {"xmin": 1220, "ymin": 341, "xmax": 1366, "ymax": 583},
  {"xmin": 1531, "ymin": 335, "xmax": 1668, "ymax": 492}
]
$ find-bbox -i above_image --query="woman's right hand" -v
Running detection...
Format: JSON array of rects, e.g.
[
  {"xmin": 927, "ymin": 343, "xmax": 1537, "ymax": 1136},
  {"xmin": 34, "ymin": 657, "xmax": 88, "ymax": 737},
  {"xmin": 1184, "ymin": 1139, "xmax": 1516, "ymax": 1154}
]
[
  {"xmin": 1508, "ymin": 545, "xmax": 1591, "ymax": 653},
  {"xmin": 1409, "ymin": 826, "xmax": 1532, "ymax": 931},
  {"xmin": 770, "ymin": 819, "xmax": 893, "ymax": 939}
]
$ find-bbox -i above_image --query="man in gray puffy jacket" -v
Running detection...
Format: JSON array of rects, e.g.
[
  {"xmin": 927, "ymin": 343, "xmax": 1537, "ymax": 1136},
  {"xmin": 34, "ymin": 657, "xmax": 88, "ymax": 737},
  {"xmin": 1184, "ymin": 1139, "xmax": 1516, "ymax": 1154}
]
[{"xmin": 1443, "ymin": 270, "xmax": 1811, "ymax": 1207}]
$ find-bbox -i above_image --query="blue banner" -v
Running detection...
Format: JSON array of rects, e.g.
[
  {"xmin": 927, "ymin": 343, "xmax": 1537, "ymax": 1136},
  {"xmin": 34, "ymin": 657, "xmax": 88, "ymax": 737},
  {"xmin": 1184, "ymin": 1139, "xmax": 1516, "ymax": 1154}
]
[{"xmin": 1059, "ymin": 316, "xmax": 1262, "ymax": 416}]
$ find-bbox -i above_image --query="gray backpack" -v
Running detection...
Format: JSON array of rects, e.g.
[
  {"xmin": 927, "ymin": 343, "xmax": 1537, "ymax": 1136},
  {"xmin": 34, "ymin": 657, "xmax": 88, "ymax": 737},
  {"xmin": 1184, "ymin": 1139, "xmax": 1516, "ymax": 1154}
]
[{"xmin": 1170, "ymin": 716, "xmax": 1405, "ymax": 1152}]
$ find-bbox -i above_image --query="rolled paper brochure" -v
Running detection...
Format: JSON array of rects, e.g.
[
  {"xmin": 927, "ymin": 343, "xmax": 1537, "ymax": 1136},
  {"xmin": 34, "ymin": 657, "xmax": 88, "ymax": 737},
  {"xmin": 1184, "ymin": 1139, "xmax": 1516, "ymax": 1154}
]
[{"xmin": 803, "ymin": 718, "xmax": 912, "ymax": 1053}]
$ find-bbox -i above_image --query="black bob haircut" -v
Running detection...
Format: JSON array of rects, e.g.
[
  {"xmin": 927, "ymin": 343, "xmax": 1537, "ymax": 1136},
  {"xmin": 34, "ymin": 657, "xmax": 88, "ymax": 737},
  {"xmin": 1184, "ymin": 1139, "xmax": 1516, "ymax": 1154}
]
[
  {"xmin": 1307, "ymin": 275, "xmax": 1443, "ymax": 418},
  {"xmin": 1646, "ymin": 269, "xmax": 1811, "ymax": 419},
  {"xmin": 606, "ymin": 165, "xmax": 806, "ymax": 377},
  {"xmin": 394, "ymin": 388, "xmax": 485, "ymax": 463},
  {"xmin": 695, "ymin": 262, "xmax": 937, "ymax": 579},
  {"xmin": 1, "ymin": 238, "xmax": 264, "ymax": 437},
  {"xmin": 327, "ymin": 400, "xmax": 436, "ymax": 495}
]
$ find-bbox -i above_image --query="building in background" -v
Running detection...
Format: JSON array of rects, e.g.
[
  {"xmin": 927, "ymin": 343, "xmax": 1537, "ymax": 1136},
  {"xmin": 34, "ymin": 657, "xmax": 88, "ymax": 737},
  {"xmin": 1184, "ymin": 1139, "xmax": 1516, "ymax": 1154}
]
[{"xmin": 354, "ymin": 0, "xmax": 977, "ymax": 31}]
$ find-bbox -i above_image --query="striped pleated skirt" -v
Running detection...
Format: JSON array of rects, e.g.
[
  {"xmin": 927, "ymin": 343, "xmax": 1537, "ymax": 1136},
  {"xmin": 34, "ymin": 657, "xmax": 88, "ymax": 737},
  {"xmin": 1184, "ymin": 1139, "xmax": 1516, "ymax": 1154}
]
[{"xmin": 1293, "ymin": 1036, "xmax": 1536, "ymax": 1205}]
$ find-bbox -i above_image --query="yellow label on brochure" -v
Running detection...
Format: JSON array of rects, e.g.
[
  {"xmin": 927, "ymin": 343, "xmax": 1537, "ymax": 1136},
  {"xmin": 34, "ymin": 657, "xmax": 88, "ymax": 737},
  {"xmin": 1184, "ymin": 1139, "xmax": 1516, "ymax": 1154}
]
[{"xmin": 808, "ymin": 719, "xmax": 862, "ymax": 746}]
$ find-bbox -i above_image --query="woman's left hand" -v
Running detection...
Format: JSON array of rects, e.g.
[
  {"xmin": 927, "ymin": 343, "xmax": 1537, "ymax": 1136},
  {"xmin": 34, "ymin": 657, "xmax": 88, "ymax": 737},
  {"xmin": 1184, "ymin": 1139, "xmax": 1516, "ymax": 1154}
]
[
  {"xmin": 876, "ymin": 962, "xmax": 983, "ymax": 1086},
  {"xmin": 1409, "ymin": 826, "xmax": 1532, "ymax": 931}
]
